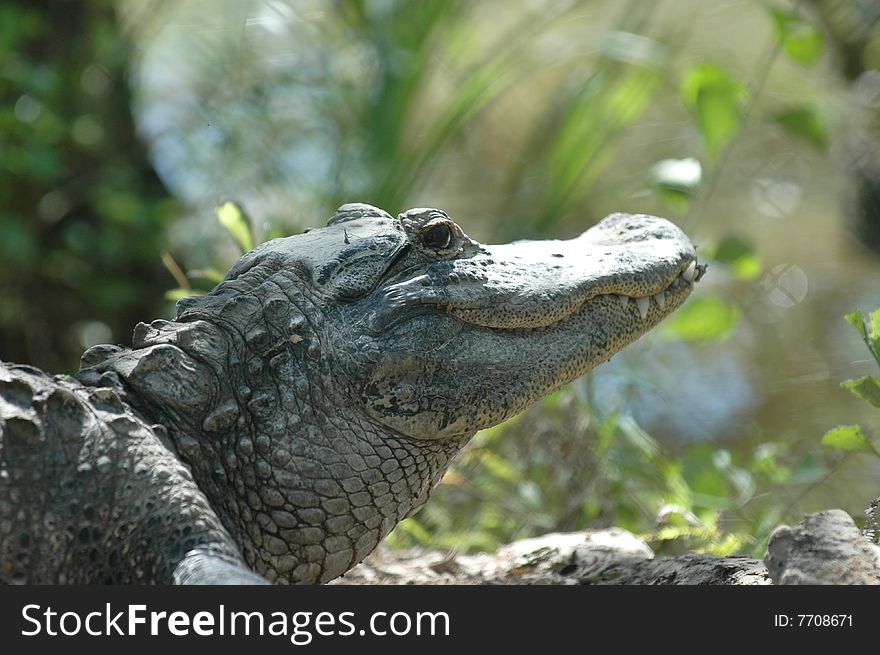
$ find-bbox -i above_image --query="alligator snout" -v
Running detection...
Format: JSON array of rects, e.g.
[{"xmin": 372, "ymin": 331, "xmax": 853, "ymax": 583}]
[{"xmin": 438, "ymin": 213, "xmax": 702, "ymax": 331}]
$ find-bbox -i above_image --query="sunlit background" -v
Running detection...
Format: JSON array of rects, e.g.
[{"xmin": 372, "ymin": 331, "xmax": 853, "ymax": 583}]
[{"xmin": 3, "ymin": 0, "xmax": 880, "ymax": 556}]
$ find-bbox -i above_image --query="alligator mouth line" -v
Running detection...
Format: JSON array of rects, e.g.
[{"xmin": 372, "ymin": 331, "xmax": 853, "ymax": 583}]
[
  {"xmin": 373, "ymin": 257, "xmax": 706, "ymax": 335},
  {"xmin": 454, "ymin": 258, "xmax": 707, "ymax": 334}
]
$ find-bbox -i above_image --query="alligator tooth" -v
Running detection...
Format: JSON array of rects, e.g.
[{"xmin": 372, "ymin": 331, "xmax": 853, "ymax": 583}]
[
  {"xmin": 683, "ymin": 261, "xmax": 697, "ymax": 283},
  {"xmin": 617, "ymin": 294, "xmax": 630, "ymax": 310},
  {"xmin": 635, "ymin": 296, "xmax": 650, "ymax": 319},
  {"xmin": 653, "ymin": 291, "xmax": 666, "ymax": 309}
]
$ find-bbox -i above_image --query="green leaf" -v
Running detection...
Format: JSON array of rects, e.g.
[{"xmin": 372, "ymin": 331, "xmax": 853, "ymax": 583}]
[
  {"xmin": 769, "ymin": 8, "xmax": 824, "ymax": 67},
  {"xmin": 659, "ymin": 294, "xmax": 740, "ymax": 342},
  {"xmin": 841, "ymin": 376, "xmax": 880, "ymax": 409},
  {"xmin": 215, "ymin": 201, "xmax": 254, "ymax": 254},
  {"xmin": 845, "ymin": 309, "xmax": 867, "ymax": 338},
  {"xmin": 165, "ymin": 288, "xmax": 205, "ymax": 302},
  {"xmin": 705, "ymin": 234, "xmax": 761, "ymax": 280},
  {"xmin": 822, "ymin": 425, "xmax": 873, "ymax": 453},
  {"xmin": 697, "ymin": 87, "xmax": 741, "ymax": 158},
  {"xmin": 868, "ymin": 308, "xmax": 880, "ymax": 345},
  {"xmin": 771, "ymin": 105, "xmax": 828, "ymax": 150},
  {"xmin": 681, "ymin": 64, "xmax": 745, "ymax": 159}
]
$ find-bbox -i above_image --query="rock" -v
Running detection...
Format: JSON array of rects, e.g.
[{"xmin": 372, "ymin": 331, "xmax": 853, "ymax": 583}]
[
  {"xmin": 596, "ymin": 553, "xmax": 769, "ymax": 585},
  {"xmin": 765, "ymin": 509, "xmax": 880, "ymax": 585},
  {"xmin": 334, "ymin": 527, "xmax": 769, "ymax": 585}
]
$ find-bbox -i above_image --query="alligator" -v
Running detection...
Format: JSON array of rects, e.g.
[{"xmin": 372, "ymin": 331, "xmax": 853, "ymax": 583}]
[{"xmin": 0, "ymin": 203, "xmax": 704, "ymax": 584}]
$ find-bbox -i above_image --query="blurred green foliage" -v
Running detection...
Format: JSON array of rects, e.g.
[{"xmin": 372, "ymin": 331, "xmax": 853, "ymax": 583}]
[
  {"xmin": 0, "ymin": 0, "xmax": 177, "ymax": 371},
  {"xmin": 823, "ymin": 309, "xmax": 880, "ymax": 456},
  {"xmin": 821, "ymin": 307, "xmax": 880, "ymax": 542},
  {"xmin": 681, "ymin": 63, "xmax": 745, "ymax": 160},
  {"xmin": 215, "ymin": 201, "xmax": 254, "ymax": 255},
  {"xmin": 387, "ymin": 380, "xmax": 836, "ymax": 558},
  {"xmin": 3, "ymin": 0, "xmax": 876, "ymax": 559},
  {"xmin": 769, "ymin": 5, "xmax": 826, "ymax": 67},
  {"xmin": 160, "ymin": 2, "xmax": 849, "ymax": 561},
  {"xmin": 152, "ymin": 0, "xmax": 861, "ymax": 557}
]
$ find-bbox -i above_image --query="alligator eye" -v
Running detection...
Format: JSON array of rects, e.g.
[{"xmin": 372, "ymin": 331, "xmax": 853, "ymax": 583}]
[{"xmin": 422, "ymin": 223, "xmax": 453, "ymax": 250}]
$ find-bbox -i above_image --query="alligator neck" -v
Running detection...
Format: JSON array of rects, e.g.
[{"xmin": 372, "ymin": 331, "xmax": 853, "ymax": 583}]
[
  {"xmin": 180, "ymin": 400, "xmax": 466, "ymax": 583},
  {"xmin": 79, "ymin": 320, "xmax": 467, "ymax": 584}
]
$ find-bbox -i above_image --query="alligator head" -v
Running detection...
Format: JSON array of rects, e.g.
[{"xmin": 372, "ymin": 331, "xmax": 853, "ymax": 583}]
[{"xmin": 83, "ymin": 203, "xmax": 704, "ymax": 583}]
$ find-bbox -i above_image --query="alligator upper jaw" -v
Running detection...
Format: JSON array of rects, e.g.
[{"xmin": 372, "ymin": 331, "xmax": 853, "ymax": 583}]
[
  {"xmin": 377, "ymin": 213, "xmax": 702, "ymax": 332},
  {"xmin": 447, "ymin": 253, "xmax": 703, "ymax": 331}
]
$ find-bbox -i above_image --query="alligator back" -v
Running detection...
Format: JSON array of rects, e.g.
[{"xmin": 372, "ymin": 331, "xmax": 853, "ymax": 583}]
[{"xmin": 0, "ymin": 362, "xmax": 242, "ymax": 584}]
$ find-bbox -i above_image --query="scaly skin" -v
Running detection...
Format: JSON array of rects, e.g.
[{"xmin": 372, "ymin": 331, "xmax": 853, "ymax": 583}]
[{"xmin": 0, "ymin": 204, "xmax": 704, "ymax": 584}]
